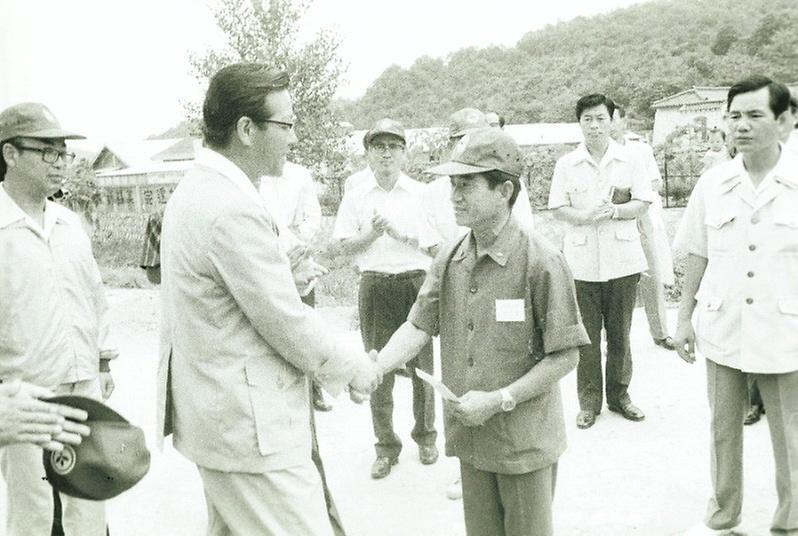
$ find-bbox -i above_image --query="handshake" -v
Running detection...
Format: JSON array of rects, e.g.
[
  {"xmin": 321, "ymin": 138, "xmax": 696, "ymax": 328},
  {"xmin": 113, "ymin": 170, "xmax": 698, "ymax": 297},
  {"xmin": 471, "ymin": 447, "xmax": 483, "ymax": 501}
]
[{"xmin": 348, "ymin": 349, "xmax": 383, "ymax": 403}]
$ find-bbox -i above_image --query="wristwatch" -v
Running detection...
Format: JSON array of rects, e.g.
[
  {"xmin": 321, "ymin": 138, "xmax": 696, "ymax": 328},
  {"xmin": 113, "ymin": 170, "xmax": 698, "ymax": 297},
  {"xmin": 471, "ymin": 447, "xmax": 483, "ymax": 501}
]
[{"xmin": 499, "ymin": 388, "xmax": 516, "ymax": 412}]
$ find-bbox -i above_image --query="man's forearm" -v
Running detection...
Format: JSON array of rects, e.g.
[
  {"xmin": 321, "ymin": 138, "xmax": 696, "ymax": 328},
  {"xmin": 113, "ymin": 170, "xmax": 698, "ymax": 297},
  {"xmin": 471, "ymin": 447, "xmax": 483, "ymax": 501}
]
[
  {"xmin": 337, "ymin": 228, "xmax": 380, "ymax": 255},
  {"xmin": 377, "ymin": 321, "xmax": 431, "ymax": 374},
  {"xmin": 677, "ymin": 254, "xmax": 708, "ymax": 323},
  {"xmin": 614, "ymin": 200, "xmax": 649, "ymax": 219},
  {"xmin": 553, "ymin": 206, "xmax": 589, "ymax": 225},
  {"xmin": 505, "ymin": 347, "xmax": 579, "ymax": 404}
]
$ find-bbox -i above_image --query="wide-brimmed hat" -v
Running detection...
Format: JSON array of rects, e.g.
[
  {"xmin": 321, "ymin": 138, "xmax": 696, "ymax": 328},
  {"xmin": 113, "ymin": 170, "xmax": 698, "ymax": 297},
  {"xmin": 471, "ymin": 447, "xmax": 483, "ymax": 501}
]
[
  {"xmin": 42, "ymin": 396, "xmax": 150, "ymax": 501},
  {"xmin": 0, "ymin": 103, "xmax": 84, "ymax": 143},
  {"xmin": 427, "ymin": 128, "xmax": 523, "ymax": 178}
]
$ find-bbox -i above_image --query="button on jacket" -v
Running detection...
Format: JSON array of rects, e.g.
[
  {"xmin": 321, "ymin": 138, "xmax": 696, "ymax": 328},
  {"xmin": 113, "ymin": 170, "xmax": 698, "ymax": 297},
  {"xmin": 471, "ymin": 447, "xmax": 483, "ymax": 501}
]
[
  {"xmin": 409, "ymin": 218, "xmax": 589, "ymax": 474},
  {"xmin": 674, "ymin": 149, "xmax": 798, "ymax": 373},
  {"xmin": 548, "ymin": 140, "xmax": 654, "ymax": 282},
  {"xmin": 0, "ymin": 185, "xmax": 117, "ymax": 388}
]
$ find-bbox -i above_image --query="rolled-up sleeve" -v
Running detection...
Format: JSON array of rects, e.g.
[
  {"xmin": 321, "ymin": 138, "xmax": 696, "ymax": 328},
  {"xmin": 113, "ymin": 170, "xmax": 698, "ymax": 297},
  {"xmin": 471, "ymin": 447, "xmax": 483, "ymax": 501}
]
[
  {"xmin": 629, "ymin": 157, "xmax": 656, "ymax": 204},
  {"xmin": 530, "ymin": 245, "xmax": 590, "ymax": 355},
  {"xmin": 332, "ymin": 189, "xmax": 360, "ymax": 240}
]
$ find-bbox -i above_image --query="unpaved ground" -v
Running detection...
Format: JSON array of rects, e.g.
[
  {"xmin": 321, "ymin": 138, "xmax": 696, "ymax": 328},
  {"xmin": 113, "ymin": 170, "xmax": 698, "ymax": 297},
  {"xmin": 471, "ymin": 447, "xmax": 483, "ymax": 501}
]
[{"xmin": 1, "ymin": 288, "xmax": 778, "ymax": 535}]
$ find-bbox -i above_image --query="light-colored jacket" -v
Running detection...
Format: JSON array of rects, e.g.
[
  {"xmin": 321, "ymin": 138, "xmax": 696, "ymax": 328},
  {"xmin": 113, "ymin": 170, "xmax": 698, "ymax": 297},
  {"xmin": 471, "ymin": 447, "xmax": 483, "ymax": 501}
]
[{"xmin": 156, "ymin": 155, "xmax": 358, "ymax": 473}]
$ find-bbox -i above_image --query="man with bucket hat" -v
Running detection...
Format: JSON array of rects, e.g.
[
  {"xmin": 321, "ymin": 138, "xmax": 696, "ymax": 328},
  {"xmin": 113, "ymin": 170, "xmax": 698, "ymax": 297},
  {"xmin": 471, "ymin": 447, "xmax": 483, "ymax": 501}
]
[
  {"xmin": 0, "ymin": 102, "xmax": 118, "ymax": 536},
  {"xmin": 373, "ymin": 128, "xmax": 589, "ymax": 535}
]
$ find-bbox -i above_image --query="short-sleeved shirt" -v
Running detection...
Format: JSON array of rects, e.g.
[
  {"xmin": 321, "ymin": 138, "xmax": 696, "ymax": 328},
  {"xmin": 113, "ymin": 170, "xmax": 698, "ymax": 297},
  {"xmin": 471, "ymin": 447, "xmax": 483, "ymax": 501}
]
[
  {"xmin": 548, "ymin": 141, "xmax": 653, "ymax": 282},
  {"xmin": 0, "ymin": 185, "xmax": 117, "ymax": 388},
  {"xmin": 333, "ymin": 170, "xmax": 439, "ymax": 274},
  {"xmin": 422, "ymin": 175, "xmax": 535, "ymax": 244},
  {"xmin": 259, "ymin": 161, "xmax": 321, "ymax": 248},
  {"xmin": 408, "ymin": 217, "xmax": 589, "ymax": 474},
  {"xmin": 673, "ymin": 149, "xmax": 798, "ymax": 374}
]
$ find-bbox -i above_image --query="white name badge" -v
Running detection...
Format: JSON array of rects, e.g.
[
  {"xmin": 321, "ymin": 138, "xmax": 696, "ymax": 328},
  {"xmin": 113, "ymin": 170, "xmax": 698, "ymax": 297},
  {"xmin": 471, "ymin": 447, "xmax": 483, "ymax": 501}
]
[{"xmin": 495, "ymin": 299, "xmax": 525, "ymax": 322}]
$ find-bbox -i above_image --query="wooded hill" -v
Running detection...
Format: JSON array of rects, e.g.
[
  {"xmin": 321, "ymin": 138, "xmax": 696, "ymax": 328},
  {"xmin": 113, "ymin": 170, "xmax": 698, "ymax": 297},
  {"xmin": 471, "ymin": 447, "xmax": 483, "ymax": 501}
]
[{"xmin": 338, "ymin": 0, "xmax": 798, "ymax": 129}]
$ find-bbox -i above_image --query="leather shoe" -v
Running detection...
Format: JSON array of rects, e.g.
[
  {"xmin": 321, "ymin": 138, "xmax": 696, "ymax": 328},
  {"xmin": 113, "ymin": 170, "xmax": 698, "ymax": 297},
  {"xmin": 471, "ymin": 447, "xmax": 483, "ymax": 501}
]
[
  {"xmin": 419, "ymin": 445, "xmax": 439, "ymax": 465},
  {"xmin": 370, "ymin": 456, "xmax": 398, "ymax": 479},
  {"xmin": 576, "ymin": 410, "xmax": 597, "ymax": 429},
  {"xmin": 744, "ymin": 404, "xmax": 763, "ymax": 425},
  {"xmin": 608, "ymin": 402, "xmax": 645, "ymax": 422},
  {"xmin": 654, "ymin": 336, "xmax": 676, "ymax": 350}
]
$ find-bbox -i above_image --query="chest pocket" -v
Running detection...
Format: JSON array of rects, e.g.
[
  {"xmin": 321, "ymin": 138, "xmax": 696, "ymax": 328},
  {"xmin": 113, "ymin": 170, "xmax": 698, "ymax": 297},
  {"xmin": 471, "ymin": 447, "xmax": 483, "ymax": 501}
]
[
  {"xmin": 704, "ymin": 196, "xmax": 739, "ymax": 254},
  {"xmin": 772, "ymin": 195, "xmax": 798, "ymax": 254},
  {"xmin": 567, "ymin": 185, "xmax": 593, "ymax": 210}
]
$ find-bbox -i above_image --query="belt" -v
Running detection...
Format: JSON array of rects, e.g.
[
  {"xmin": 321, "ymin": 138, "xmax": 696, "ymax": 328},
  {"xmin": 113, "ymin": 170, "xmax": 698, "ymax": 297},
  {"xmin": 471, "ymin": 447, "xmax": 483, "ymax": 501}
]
[{"xmin": 361, "ymin": 269, "xmax": 426, "ymax": 280}]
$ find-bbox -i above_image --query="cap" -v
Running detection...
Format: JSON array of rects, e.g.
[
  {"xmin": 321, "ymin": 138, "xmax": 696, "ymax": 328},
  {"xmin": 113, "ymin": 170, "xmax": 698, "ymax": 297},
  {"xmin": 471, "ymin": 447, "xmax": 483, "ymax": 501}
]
[
  {"xmin": 448, "ymin": 108, "xmax": 489, "ymax": 139},
  {"xmin": 426, "ymin": 128, "xmax": 523, "ymax": 178},
  {"xmin": 0, "ymin": 103, "xmax": 84, "ymax": 143},
  {"xmin": 363, "ymin": 118, "xmax": 405, "ymax": 147},
  {"xmin": 42, "ymin": 396, "xmax": 151, "ymax": 501}
]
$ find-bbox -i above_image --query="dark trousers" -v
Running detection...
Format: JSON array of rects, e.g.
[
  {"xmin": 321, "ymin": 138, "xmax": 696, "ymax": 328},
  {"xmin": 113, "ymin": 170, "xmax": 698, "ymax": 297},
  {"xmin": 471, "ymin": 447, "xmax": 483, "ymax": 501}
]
[
  {"xmin": 358, "ymin": 271, "xmax": 436, "ymax": 458},
  {"xmin": 309, "ymin": 381, "xmax": 346, "ymax": 536},
  {"xmin": 575, "ymin": 273, "xmax": 640, "ymax": 413},
  {"xmin": 460, "ymin": 462, "xmax": 557, "ymax": 536}
]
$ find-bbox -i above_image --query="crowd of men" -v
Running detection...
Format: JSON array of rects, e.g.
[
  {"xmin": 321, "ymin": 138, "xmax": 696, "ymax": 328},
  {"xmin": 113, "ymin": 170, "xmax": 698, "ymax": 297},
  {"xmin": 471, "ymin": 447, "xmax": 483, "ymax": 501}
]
[{"xmin": 1, "ymin": 64, "xmax": 797, "ymax": 536}]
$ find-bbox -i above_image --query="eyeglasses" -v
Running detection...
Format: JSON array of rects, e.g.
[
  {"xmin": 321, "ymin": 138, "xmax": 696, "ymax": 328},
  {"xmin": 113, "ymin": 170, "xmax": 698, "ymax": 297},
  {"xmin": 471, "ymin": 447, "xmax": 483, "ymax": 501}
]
[
  {"xmin": 14, "ymin": 144, "xmax": 76, "ymax": 165},
  {"xmin": 262, "ymin": 119, "xmax": 295, "ymax": 131},
  {"xmin": 369, "ymin": 142, "xmax": 405, "ymax": 152}
]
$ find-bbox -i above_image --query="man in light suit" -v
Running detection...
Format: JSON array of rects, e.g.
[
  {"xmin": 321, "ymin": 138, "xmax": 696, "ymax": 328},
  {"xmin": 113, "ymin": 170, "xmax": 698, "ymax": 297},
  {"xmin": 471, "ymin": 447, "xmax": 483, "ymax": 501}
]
[{"xmin": 156, "ymin": 63, "xmax": 381, "ymax": 536}]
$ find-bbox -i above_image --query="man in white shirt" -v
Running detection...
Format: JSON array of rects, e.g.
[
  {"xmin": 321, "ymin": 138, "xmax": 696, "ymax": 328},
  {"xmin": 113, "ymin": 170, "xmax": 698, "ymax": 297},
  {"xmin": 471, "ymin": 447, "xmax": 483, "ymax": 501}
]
[
  {"xmin": 334, "ymin": 118, "xmax": 440, "ymax": 479},
  {"xmin": 424, "ymin": 108, "xmax": 534, "ymax": 245},
  {"xmin": 548, "ymin": 93, "xmax": 654, "ymax": 430},
  {"xmin": 259, "ymin": 161, "xmax": 331, "ymax": 411},
  {"xmin": 674, "ymin": 76, "xmax": 798, "ymax": 536}
]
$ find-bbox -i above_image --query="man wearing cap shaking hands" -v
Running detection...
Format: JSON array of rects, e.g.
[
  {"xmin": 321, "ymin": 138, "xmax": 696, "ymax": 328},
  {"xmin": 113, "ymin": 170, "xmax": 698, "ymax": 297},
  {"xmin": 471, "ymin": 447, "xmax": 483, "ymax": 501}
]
[{"xmin": 374, "ymin": 128, "xmax": 588, "ymax": 535}]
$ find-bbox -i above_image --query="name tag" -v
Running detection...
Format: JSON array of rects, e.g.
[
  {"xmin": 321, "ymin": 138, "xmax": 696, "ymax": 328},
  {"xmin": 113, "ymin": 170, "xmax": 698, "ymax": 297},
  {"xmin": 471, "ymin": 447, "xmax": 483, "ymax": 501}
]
[{"xmin": 495, "ymin": 299, "xmax": 525, "ymax": 322}]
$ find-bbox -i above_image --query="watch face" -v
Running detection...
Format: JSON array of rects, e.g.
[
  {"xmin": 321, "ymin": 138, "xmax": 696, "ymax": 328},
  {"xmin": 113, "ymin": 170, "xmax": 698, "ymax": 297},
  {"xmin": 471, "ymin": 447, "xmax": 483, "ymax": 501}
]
[{"xmin": 502, "ymin": 400, "xmax": 515, "ymax": 411}]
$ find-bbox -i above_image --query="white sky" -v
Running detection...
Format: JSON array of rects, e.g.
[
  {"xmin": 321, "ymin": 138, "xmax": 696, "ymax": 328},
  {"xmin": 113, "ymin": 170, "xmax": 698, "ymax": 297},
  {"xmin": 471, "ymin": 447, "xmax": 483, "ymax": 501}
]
[{"xmin": 0, "ymin": 0, "xmax": 650, "ymax": 141}]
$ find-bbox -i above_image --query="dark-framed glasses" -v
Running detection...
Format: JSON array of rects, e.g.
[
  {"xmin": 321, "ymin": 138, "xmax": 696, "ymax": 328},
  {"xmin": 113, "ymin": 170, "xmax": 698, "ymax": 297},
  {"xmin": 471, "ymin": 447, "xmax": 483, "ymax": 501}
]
[
  {"xmin": 14, "ymin": 145, "xmax": 76, "ymax": 165},
  {"xmin": 370, "ymin": 142, "xmax": 405, "ymax": 152},
  {"xmin": 262, "ymin": 119, "xmax": 295, "ymax": 130}
]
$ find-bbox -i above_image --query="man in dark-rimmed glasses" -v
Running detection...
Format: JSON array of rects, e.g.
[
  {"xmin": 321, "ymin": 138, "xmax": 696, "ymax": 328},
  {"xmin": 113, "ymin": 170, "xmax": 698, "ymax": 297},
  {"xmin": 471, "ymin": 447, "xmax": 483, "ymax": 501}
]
[{"xmin": 0, "ymin": 102, "xmax": 118, "ymax": 536}]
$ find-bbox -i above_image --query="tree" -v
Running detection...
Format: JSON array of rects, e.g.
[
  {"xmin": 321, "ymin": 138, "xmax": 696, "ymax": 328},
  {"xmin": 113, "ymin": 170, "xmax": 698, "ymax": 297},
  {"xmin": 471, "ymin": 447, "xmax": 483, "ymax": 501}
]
[
  {"xmin": 710, "ymin": 25, "xmax": 738, "ymax": 56},
  {"xmin": 60, "ymin": 159, "xmax": 102, "ymax": 220},
  {"xmin": 187, "ymin": 0, "xmax": 349, "ymax": 182}
]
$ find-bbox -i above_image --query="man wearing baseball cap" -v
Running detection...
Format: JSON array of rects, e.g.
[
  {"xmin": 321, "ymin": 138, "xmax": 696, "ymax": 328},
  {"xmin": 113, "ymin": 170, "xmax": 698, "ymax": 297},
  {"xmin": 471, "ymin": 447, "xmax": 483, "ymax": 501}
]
[
  {"xmin": 373, "ymin": 128, "xmax": 589, "ymax": 535},
  {"xmin": 0, "ymin": 102, "xmax": 118, "ymax": 536},
  {"xmin": 333, "ymin": 118, "xmax": 440, "ymax": 479},
  {"xmin": 423, "ymin": 108, "xmax": 534, "ymax": 245}
]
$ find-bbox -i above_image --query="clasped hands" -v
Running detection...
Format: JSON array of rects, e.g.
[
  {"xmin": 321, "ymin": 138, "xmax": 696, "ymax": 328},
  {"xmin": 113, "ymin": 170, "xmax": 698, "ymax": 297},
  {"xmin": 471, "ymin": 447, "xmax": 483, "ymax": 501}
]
[
  {"xmin": 348, "ymin": 350, "xmax": 383, "ymax": 403},
  {"xmin": 287, "ymin": 244, "xmax": 328, "ymax": 288},
  {"xmin": 446, "ymin": 390, "xmax": 502, "ymax": 427},
  {"xmin": 371, "ymin": 211, "xmax": 418, "ymax": 248},
  {"xmin": 587, "ymin": 200, "xmax": 616, "ymax": 222}
]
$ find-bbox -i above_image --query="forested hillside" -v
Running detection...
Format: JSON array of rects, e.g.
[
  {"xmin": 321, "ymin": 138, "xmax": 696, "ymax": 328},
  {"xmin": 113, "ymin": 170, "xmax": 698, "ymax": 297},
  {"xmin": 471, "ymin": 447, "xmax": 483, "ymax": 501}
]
[{"xmin": 339, "ymin": 0, "xmax": 798, "ymax": 128}]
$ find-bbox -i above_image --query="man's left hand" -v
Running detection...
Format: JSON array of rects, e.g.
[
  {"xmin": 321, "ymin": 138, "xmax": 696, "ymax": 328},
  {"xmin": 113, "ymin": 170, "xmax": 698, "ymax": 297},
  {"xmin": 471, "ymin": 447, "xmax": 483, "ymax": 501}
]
[
  {"xmin": 99, "ymin": 372, "xmax": 115, "ymax": 400},
  {"xmin": 451, "ymin": 390, "xmax": 501, "ymax": 427}
]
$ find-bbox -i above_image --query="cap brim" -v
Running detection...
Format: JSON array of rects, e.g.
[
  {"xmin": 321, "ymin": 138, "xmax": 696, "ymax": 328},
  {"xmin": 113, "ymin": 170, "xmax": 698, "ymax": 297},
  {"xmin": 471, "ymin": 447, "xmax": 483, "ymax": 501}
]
[
  {"xmin": 425, "ymin": 161, "xmax": 493, "ymax": 176},
  {"xmin": 45, "ymin": 395, "xmax": 128, "ymax": 423},
  {"xmin": 25, "ymin": 128, "xmax": 85, "ymax": 140}
]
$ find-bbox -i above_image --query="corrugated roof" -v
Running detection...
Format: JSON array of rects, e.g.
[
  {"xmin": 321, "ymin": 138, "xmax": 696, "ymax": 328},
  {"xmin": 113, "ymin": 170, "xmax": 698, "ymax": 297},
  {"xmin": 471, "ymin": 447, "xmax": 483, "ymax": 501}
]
[{"xmin": 653, "ymin": 83, "xmax": 798, "ymax": 109}]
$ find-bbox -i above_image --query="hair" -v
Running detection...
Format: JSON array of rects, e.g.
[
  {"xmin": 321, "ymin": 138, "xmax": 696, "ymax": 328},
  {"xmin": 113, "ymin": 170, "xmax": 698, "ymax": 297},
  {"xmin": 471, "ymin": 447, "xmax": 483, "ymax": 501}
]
[
  {"xmin": 483, "ymin": 169, "xmax": 521, "ymax": 208},
  {"xmin": 791, "ymin": 96, "xmax": 798, "ymax": 129},
  {"xmin": 708, "ymin": 127, "xmax": 726, "ymax": 141},
  {"xmin": 576, "ymin": 94, "xmax": 616, "ymax": 121},
  {"xmin": 202, "ymin": 63, "xmax": 290, "ymax": 149},
  {"xmin": 498, "ymin": 115, "xmax": 506, "ymax": 128},
  {"xmin": 726, "ymin": 75, "xmax": 791, "ymax": 117}
]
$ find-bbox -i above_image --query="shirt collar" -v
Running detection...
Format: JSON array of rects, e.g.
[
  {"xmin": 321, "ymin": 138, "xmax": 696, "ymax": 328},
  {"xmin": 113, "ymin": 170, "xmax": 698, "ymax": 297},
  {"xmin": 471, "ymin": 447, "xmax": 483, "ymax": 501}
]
[
  {"xmin": 717, "ymin": 146, "xmax": 798, "ymax": 192},
  {"xmin": 196, "ymin": 147, "xmax": 264, "ymax": 208},
  {"xmin": 364, "ymin": 170, "xmax": 414, "ymax": 193},
  {"xmin": 453, "ymin": 215, "xmax": 520, "ymax": 267},
  {"xmin": 573, "ymin": 138, "xmax": 628, "ymax": 167},
  {"xmin": 0, "ymin": 184, "xmax": 71, "ymax": 235}
]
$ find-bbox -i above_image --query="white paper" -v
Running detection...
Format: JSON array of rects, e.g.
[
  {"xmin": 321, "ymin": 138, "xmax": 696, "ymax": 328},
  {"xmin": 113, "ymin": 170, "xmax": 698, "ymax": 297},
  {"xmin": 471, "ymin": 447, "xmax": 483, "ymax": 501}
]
[
  {"xmin": 495, "ymin": 299, "xmax": 525, "ymax": 322},
  {"xmin": 415, "ymin": 368, "xmax": 459, "ymax": 402}
]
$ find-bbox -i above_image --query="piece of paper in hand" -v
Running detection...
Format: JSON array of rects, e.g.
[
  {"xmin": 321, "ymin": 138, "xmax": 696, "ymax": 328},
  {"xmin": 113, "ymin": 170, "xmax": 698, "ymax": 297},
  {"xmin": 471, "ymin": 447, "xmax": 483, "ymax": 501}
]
[{"xmin": 415, "ymin": 368, "xmax": 459, "ymax": 402}]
